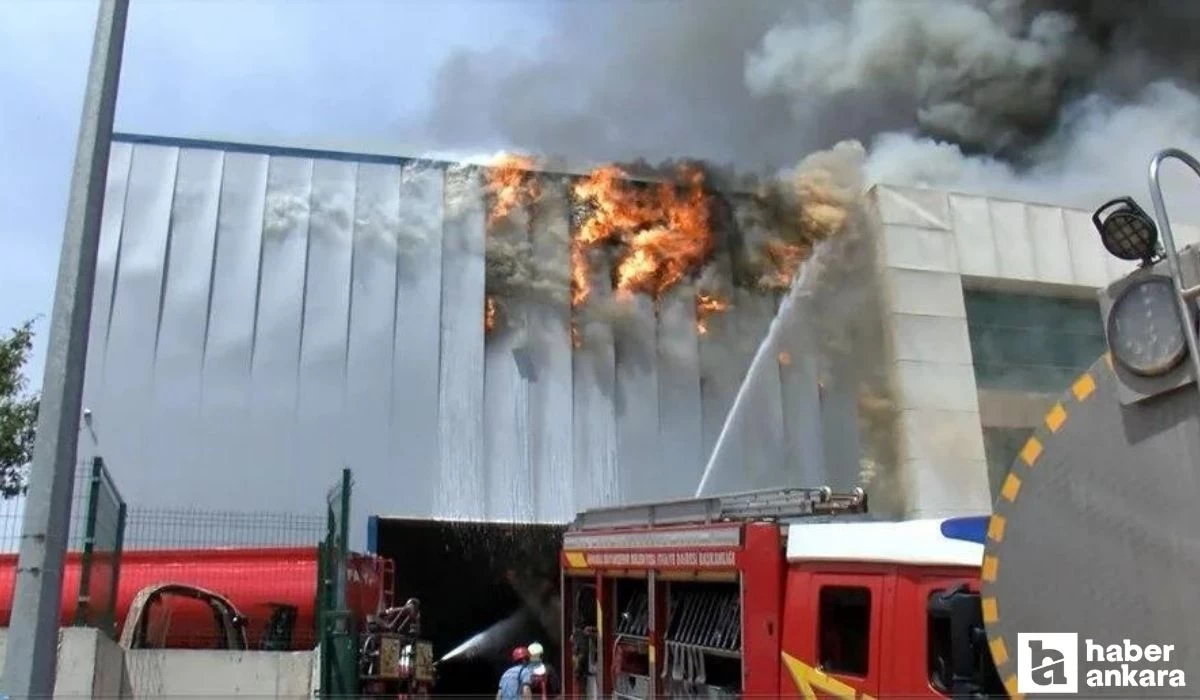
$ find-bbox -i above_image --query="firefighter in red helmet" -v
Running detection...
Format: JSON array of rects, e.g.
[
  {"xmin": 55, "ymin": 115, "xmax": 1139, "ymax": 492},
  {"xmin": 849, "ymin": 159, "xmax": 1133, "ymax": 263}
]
[{"xmin": 497, "ymin": 646, "xmax": 531, "ymax": 700}]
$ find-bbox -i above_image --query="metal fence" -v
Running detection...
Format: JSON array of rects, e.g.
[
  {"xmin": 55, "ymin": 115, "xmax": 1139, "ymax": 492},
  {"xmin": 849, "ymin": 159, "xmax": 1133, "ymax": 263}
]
[
  {"xmin": 122, "ymin": 507, "xmax": 326, "ymax": 550},
  {"xmin": 0, "ymin": 456, "xmax": 127, "ymax": 639},
  {"xmin": 0, "ymin": 456, "xmax": 96, "ymax": 552},
  {"xmin": 319, "ymin": 467, "xmax": 357, "ymax": 698},
  {"xmin": 0, "ymin": 465, "xmax": 330, "ymax": 652},
  {"xmin": 73, "ymin": 457, "xmax": 126, "ymax": 636},
  {"xmin": 117, "ymin": 505, "xmax": 327, "ymax": 650}
]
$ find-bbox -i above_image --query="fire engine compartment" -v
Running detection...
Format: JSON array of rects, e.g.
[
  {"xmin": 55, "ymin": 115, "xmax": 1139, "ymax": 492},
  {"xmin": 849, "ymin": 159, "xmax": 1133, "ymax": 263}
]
[
  {"xmin": 376, "ymin": 518, "xmax": 564, "ymax": 696},
  {"xmin": 613, "ymin": 578, "xmax": 743, "ymax": 697},
  {"xmin": 560, "ymin": 486, "xmax": 870, "ymax": 698},
  {"xmin": 564, "ymin": 570, "xmax": 744, "ymax": 699}
]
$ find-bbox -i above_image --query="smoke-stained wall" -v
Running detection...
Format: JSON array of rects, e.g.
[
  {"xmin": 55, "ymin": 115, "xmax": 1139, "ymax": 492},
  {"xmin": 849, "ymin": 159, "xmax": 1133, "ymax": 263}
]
[{"xmin": 82, "ymin": 135, "xmax": 849, "ymax": 546}]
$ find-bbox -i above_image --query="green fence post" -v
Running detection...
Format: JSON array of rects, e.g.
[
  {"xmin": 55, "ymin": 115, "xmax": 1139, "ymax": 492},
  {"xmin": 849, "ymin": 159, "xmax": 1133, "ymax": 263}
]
[
  {"xmin": 105, "ymin": 500, "xmax": 126, "ymax": 637},
  {"xmin": 73, "ymin": 458, "xmax": 103, "ymax": 627},
  {"xmin": 319, "ymin": 467, "xmax": 357, "ymax": 698}
]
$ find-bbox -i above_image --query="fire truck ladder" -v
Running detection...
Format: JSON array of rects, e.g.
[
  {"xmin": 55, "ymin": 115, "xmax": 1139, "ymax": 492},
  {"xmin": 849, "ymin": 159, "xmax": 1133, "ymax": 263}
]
[{"xmin": 570, "ymin": 485, "xmax": 868, "ymax": 531}]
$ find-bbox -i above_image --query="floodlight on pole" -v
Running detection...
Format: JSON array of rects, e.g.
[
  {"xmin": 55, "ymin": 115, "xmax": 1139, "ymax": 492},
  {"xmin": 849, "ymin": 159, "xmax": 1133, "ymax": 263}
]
[
  {"xmin": 1145, "ymin": 149, "xmax": 1200, "ymax": 400},
  {"xmin": 1092, "ymin": 197, "xmax": 1161, "ymax": 266}
]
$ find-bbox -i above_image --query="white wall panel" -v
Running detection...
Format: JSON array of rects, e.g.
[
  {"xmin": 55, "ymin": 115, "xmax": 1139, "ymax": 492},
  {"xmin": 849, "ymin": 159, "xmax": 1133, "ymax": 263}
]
[
  {"xmin": 198, "ymin": 152, "xmax": 269, "ymax": 504},
  {"xmin": 732, "ymin": 290, "xmax": 785, "ymax": 488},
  {"xmin": 146, "ymin": 148, "xmax": 223, "ymax": 486},
  {"xmin": 949, "ymin": 194, "xmax": 998, "ymax": 277},
  {"xmin": 820, "ymin": 384, "xmax": 863, "ymax": 489},
  {"xmin": 1026, "ymin": 204, "xmax": 1074, "ymax": 284},
  {"xmin": 345, "ymin": 162, "xmax": 403, "ymax": 527},
  {"xmin": 776, "ymin": 296, "xmax": 826, "ymax": 487},
  {"xmin": 483, "ymin": 212, "xmax": 534, "ymax": 522},
  {"xmin": 571, "ymin": 266, "xmax": 618, "ymax": 510},
  {"xmin": 989, "ymin": 200, "xmax": 1036, "ymax": 280},
  {"xmin": 80, "ymin": 142, "xmax": 132, "ymax": 467},
  {"xmin": 1063, "ymin": 208, "xmax": 1109, "ymax": 287},
  {"xmin": 101, "ymin": 145, "xmax": 178, "ymax": 500},
  {"xmin": 698, "ymin": 252, "xmax": 738, "ymax": 470},
  {"xmin": 434, "ymin": 167, "xmax": 487, "ymax": 519},
  {"xmin": 297, "ymin": 160, "xmax": 356, "ymax": 496},
  {"xmin": 388, "ymin": 164, "xmax": 444, "ymax": 520},
  {"xmin": 657, "ymin": 284, "xmax": 703, "ymax": 498},
  {"xmin": 246, "ymin": 156, "xmax": 313, "ymax": 511},
  {"xmin": 527, "ymin": 178, "xmax": 574, "ymax": 521},
  {"xmin": 614, "ymin": 295, "xmax": 662, "ymax": 502}
]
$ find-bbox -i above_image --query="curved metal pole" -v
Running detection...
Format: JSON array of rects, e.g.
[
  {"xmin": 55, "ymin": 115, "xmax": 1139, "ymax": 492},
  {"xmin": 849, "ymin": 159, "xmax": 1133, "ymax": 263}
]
[{"xmin": 1147, "ymin": 149, "xmax": 1200, "ymax": 391}]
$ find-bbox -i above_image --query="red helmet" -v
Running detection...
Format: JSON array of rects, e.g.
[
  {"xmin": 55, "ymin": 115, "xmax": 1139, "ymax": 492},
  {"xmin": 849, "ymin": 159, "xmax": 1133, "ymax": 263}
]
[{"xmin": 512, "ymin": 646, "xmax": 530, "ymax": 663}]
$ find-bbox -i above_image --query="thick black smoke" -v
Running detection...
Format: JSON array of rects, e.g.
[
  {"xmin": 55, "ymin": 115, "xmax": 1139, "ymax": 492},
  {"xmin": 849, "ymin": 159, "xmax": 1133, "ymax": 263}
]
[{"xmin": 404, "ymin": 0, "xmax": 1200, "ymax": 212}]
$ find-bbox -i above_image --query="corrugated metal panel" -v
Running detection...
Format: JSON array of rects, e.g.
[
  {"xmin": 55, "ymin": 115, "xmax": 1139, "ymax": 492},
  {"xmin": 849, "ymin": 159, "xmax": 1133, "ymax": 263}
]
[
  {"xmin": 103, "ymin": 145, "xmax": 178, "ymax": 502},
  {"xmin": 345, "ymin": 162, "xmax": 404, "ymax": 517},
  {"xmin": 387, "ymin": 164, "xmax": 443, "ymax": 519},
  {"xmin": 87, "ymin": 137, "xmax": 859, "ymax": 547},
  {"xmin": 698, "ymin": 250, "xmax": 739, "ymax": 465},
  {"xmin": 572, "ymin": 264, "xmax": 619, "ymax": 511},
  {"xmin": 527, "ymin": 178, "xmax": 575, "ymax": 522},
  {"xmin": 483, "ymin": 200, "xmax": 534, "ymax": 522},
  {"xmin": 656, "ymin": 286, "xmax": 703, "ymax": 494},
  {"xmin": 78, "ymin": 142, "xmax": 132, "ymax": 469},
  {"xmin": 779, "ymin": 326, "xmax": 825, "ymax": 486},
  {"xmin": 615, "ymin": 294, "xmax": 662, "ymax": 500},
  {"xmin": 148, "ymin": 147, "xmax": 223, "ymax": 495},
  {"xmin": 298, "ymin": 159, "xmax": 356, "ymax": 496},
  {"xmin": 200, "ymin": 151, "xmax": 269, "ymax": 507},
  {"xmin": 435, "ymin": 168, "xmax": 488, "ymax": 519},
  {"xmin": 248, "ymin": 156, "xmax": 312, "ymax": 511}
]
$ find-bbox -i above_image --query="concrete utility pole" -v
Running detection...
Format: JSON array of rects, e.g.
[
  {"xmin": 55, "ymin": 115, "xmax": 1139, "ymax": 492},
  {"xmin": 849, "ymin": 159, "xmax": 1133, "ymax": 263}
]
[{"xmin": 0, "ymin": 0, "xmax": 129, "ymax": 695}]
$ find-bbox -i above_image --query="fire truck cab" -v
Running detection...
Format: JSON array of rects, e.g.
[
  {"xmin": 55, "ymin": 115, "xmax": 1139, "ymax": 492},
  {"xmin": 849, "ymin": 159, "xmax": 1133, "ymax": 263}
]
[{"xmin": 559, "ymin": 486, "xmax": 1003, "ymax": 698}]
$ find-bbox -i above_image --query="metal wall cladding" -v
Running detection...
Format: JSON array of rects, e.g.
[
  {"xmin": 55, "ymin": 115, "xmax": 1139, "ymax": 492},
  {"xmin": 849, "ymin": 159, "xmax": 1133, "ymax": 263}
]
[{"xmin": 84, "ymin": 137, "xmax": 847, "ymax": 547}]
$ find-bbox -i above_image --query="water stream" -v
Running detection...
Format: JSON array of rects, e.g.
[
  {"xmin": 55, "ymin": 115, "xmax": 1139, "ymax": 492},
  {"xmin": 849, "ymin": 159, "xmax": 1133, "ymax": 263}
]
[{"xmin": 694, "ymin": 240, "xmax": 832, "ymax": 498}]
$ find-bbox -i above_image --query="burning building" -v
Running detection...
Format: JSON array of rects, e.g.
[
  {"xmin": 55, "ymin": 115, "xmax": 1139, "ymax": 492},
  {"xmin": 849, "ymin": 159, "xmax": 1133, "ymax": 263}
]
[
  {"xmin": 81, "ymin": 134, "xmax": 885, "ymax": 546},
  {"xmin": 79, "ymin": 132, "xmax": 1176, "ymax": 541},
  {"xmin": 73, "ymin": 132, "xmax": 1187, "ymax": 686}
]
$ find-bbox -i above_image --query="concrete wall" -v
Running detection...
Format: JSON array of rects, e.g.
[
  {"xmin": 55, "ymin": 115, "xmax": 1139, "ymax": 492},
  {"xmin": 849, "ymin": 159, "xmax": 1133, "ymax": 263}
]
[
  {"xmin": 0, "ymin": 628, "xmax": 129, "ymax": 697},
  {"xmin": 85, "ymin": 135, "xmax": 845, "ymax": 547},
  {"xmin": 870, "ymin": 184, "xmax": 1200, "ymax": 516},
  {"xmin": 124, "ymin": 649, "xmax": 312, "ymax": 698},
  {"xmin": 0, "ymin": 628, "xmax": 314, "ymax": 698}
]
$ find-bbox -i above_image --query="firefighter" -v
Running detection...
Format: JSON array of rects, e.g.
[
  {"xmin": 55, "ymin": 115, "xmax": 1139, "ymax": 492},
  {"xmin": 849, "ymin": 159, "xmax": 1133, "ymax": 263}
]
[
  {"xmin": 497, "ymin": 646, "xmax": 531, "ymax": 700},
  {"xmin": 522, "ymin": 642, "xmax": 559, "ymax": 699}
]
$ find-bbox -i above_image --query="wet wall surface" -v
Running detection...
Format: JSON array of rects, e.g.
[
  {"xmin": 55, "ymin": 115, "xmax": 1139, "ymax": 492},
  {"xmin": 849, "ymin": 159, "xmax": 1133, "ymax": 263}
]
[{"xmin": 82, "ymin": 136, "xmax": 859, "ymax": 547}]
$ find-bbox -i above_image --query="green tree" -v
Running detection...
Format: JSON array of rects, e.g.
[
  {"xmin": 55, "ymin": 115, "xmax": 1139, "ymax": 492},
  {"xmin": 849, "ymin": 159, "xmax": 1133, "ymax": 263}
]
[{"xmin": 0, "ymin": 321, "xmax": 39, "ymax": 498}]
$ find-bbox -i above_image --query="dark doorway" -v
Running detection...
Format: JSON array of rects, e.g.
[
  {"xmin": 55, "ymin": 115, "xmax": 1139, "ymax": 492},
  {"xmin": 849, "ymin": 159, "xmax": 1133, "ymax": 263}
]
[{"xmin": 376, "ymin": 519, "xmax": 564, "ymax": 697}]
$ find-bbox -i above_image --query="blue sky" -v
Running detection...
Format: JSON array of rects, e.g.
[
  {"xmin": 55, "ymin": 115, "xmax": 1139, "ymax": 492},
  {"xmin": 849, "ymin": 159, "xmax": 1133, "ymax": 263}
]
[{"xmin": 0, "ymin": 0, "xmax": 553, "ymax": 386}]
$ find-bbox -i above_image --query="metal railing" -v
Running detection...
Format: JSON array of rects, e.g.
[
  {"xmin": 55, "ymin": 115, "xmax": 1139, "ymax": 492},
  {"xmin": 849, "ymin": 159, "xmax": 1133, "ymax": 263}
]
[
  {"xmin": 73, "ymin": 456, "xmax": 126, "ymax": 637},
  {"xmin": 318, "ymin": 467, "xmax": 357, "ymax": 698}
]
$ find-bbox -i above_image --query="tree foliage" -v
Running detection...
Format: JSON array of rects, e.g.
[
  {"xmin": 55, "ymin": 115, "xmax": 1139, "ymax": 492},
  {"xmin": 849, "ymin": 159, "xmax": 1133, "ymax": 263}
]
[{"xmin": 0, "ymin": 321, "xmax": 39, "ymax": 498}]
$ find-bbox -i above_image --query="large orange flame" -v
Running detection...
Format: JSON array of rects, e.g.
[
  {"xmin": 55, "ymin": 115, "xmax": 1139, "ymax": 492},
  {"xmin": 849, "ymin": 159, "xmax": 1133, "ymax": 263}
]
[
  {"xmin": 484, "ymin": 154, "xmax": 540, "ymax": 228},
  {"xmin": 571, "ymin": 164, "xmax": 714, "ymax": 308}
]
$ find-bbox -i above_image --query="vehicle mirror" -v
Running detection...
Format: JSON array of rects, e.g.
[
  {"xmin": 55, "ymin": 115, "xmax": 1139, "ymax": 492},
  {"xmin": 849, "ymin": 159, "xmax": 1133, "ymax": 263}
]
[{"xmin": 927, "ymin": 584, "xmax": 993, "ymax": 698}]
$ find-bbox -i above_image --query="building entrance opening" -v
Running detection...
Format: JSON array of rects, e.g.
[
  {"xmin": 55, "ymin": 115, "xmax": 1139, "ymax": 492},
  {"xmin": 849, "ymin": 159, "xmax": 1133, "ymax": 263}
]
[{"xmin": 375, "ymin": 519, "xmax": 564, "ymax": 697}]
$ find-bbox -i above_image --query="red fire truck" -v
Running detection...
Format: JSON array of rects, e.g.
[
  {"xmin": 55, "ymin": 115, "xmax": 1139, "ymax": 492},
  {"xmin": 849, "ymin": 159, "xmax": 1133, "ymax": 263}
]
[{"xmin": 558, "ymin": 486, "xmax": 1002, "ymax": 699}]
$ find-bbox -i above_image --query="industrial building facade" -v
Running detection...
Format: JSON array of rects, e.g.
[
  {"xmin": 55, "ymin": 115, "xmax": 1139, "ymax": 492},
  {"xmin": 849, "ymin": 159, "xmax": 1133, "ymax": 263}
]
[
  {"xmin": 82, "ymin": 134, "xmax": 860, "ymax": 548},
  {"xmin": 79, "ymin": 134, "xmax": 1175, "ymax": 546},
  {"xmin": 870, "ymin": 184, "xmax": 1200, "ymax": 501}
]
